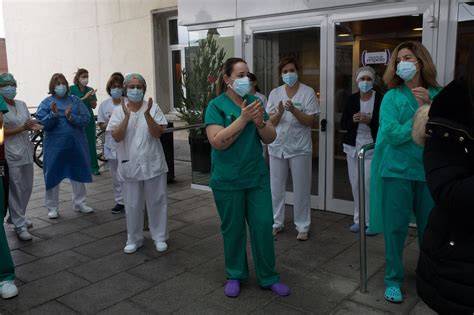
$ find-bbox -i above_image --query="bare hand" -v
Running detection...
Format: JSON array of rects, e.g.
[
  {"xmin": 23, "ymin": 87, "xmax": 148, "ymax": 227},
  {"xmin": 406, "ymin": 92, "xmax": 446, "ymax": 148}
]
[
  {"xmin": 277, "ymin": 101, "xmax": 285, "ymax": 115},
  {"xmin": 85, "ymin": 89, "xmax": 97, "ymax": 100},
  {"xmin": 252, "ymin": 101, "xmax": 265, "ymax": 127},
  {"xmin": 22, "ymin": 119, "xmax": 36, "ymax": 131},
  {"xmin": 359, "ymin": 113, "xmax": 372, "ymax": 125},
  {"xmin": 412, "ymin": 87, "xmax": 429, "ymax": 106},
  {"xmin": 145, "ymin": 98, "xmax": 153, "ymax": 116},
  {"xmin": 121, "ymin": 97, "xmax": 130, "ymax": 116},
  {"xmin": 65, "ymin": 106, "xmax": 73, "ymax": 120},
  {"xmin": 284, "ymin": 100, "xmax": 296, "ymax": 113},
  {"xmin": 353, "ymin": 112, "xmax": 361, "ymax": 123},
  {"xmin": 51, "ymin": 102, "xmax": 58, "ymax": 114}
]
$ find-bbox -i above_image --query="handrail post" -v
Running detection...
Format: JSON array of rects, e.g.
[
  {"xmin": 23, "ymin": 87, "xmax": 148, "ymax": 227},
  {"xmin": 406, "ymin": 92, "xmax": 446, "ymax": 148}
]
[{"xmin": 358, "ymin": 143, "xmax": 375, "ymax": 293}]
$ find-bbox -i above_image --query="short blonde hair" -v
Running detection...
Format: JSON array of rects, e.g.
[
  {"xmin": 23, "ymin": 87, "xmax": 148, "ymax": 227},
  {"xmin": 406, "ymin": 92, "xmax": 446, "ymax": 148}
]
[{"xmin": 383, "ymin": 41, "xmax": 439, "ymax": 89}]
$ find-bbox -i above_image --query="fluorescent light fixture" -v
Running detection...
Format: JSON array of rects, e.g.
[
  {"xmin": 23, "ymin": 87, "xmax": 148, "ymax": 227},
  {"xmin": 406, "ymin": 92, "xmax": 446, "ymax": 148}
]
[
  {"xmin": 413, "ymin": 27, "xmax": 423, "ymax": 31},
  {"xmin": 337, "ymin": 33, "xmax": 351, "ymax": 37}
]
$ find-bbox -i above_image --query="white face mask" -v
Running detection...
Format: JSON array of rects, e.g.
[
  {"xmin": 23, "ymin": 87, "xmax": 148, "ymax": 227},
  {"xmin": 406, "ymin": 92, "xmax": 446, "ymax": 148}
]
[{"xmin": 79, "ymin": 78, "xmax": 89, "ymax": 86}]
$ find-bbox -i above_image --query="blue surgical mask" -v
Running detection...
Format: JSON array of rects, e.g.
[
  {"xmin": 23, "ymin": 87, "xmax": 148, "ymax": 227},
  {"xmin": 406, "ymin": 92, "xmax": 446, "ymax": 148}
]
[
  {"xmin": 54, "ymin": 84, "xmax": 67, "ymax": 97},
  {"xmin": 127, "ymin": 88, "xmax": 144, "ymax": 102},
  {"xmin": 282, "ymin": 72, "xmax": 298, "ymax": 87},
  {"xmin": 231, "ymin": 77, "xmax": 251, "ymax": 97},
  {"xmin": 0, "ymin": 86, "xmax": 17, "ymax": 99},
  {"xmin": 396, "ymin": 61, "xmax": 418, "ymax": 81},
  {"xmin": 110, "ymin": 87, "xmax": 122, "ymax": 99},
  {"xmin": 358, "ymin": 80, "xmax": 373, "ymax": 93}
]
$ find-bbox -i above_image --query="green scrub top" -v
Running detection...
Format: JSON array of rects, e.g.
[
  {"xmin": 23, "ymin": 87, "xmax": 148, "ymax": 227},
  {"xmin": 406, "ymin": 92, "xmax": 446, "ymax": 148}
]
[
  {"xmin": 369, "ymin": 84, "xmax": 440, "ymax": 233},
  {"xmin": 205, "ymin": 93, "xmax": 269, "ymax": 191},
  {"xmin": 69, "ymin": 84, "xmax": 97, "ymax": 127},
  {"xmin": 0, "ymin": 95, "xmax": 9, "ymax": 217}
]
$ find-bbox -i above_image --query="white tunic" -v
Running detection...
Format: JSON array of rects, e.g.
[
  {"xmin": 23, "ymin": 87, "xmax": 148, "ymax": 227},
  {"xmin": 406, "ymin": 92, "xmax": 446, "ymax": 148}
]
[
  {"xmin": 4, "ymin": 100, "xmax": 34, "ymax": 167},
  {"xmin": 98, "ymin": 97, "xmax": 121, "ymax": 160},
  {"xmin": 266, "ymin": 83, "xmax": 320, "ymax": 158},
  {"xmin": 107, "ymin": 100, "xmax": 168, "ymax": 182}
]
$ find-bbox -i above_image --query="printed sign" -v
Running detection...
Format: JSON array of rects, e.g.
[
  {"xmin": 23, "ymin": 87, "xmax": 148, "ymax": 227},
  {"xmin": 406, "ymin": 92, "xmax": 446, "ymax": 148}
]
[{"xmin": 361, "ymin": 49, "xmax": 391, "ymax": 66}]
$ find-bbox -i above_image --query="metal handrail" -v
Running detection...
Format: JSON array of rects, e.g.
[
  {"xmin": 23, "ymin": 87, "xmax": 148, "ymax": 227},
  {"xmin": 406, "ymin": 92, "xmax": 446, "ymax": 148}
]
[
  {"xmin": 358, "ymin": 142, "xmax": 375, "ymax": 293},
  {"xmin": 163, "ymin": 123, "xmax": 205, "ymax": 134}
]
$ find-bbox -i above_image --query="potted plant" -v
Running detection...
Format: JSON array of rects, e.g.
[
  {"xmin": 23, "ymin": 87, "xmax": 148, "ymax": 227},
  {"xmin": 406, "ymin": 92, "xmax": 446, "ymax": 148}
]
[{"xmin": 176, "ymin": 32, "xmax": 226, "ymax": 173}]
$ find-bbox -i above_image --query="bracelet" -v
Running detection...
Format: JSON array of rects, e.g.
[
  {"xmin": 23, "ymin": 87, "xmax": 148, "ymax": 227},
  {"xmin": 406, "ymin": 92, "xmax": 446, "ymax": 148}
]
[{"xmin": 257, "ymin": 121, "xmax": 266, "ymax": 129}]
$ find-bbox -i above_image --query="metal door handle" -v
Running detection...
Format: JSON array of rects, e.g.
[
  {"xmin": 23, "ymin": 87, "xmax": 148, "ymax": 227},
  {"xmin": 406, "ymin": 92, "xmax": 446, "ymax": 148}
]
[{"xmin": 321, "ymin": 119, "xmax": 327, "ymax": 132}]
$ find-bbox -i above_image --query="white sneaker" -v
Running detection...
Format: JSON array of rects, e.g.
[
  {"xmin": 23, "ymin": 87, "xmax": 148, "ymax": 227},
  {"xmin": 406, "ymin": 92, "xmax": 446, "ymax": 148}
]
[
  {"xmin": 74, "ymin": 204, "xmax": 94, "ymax": 213},
  {"xmin": 0, "ymin": 281, "xmax": 19, "ymax": 299},
  {"xmin": 48, "ymin": 208, "xmax": 59, "ymax": 219},
  {"xmin": 16, "ymin": 228, "xmax": 32, "ymax": 241},
  {"xmin": 155, "ymin": 241, "xmax": 168, "ymax": 253},
  {"xmin": 123, "ymin": 242, "xmax": 142, "ymax": 254}
]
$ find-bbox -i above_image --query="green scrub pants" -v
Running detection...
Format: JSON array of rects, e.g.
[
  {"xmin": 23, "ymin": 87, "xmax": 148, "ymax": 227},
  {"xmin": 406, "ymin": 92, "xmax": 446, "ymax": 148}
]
[
  {"xmin": 212, "ymin": 183, "xmax": 280, "ymax": 287},
  {"xmin": 0, "ymin": 181, "xmax": 15, "ymax": 282},
  {"xmin": 85, "ymin": 120, "xmax": 99, "ymax": 174},
  {"xmin": 381, "ymin": 177, "xmax": 433, "ymax": 287}
]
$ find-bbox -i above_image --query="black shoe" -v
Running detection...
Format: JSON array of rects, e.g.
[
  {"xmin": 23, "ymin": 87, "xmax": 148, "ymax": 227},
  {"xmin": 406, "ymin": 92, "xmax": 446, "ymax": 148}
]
[{"xmin": 111, "ymin": 204, "xmax": 125, "ymax": 214}]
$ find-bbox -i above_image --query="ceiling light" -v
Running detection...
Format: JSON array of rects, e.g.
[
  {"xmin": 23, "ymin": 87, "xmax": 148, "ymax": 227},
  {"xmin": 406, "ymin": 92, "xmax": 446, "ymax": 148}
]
[
  {"xmin": 413, "ymin": 27, "xmax": 423, "ymax": 31},
  {"xmin": 337, "ymin": 33, "xmax": 350, "ymax": 37}
]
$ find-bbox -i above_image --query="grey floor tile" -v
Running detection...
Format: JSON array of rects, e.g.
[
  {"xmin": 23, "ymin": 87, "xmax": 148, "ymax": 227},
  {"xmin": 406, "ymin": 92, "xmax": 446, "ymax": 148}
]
[
  {"xmin": 81, "ymin": 217, "xmax": 127, "ymax": 238},
  {"xmin": 97, "ymin": 301, "xmax": 156, "ymax": 315},
  {"xmin": 15, "ymin": 250, "xmax": 91, "ymax": 282},
  {"xmin": 20, "ymin": 232, "xmax": 96, "ymax": 258},
  {"xmin": 130, "ymin": 272, "xmax": 220, "ymax": 313},
  {"xmin": 0, "ymin": 271, "xmax": 89, "ymax": 313},
  {"xmin": 330, "ymin": 300, "xmax": 389, "ymax": 314},
  {"xmin": 410, "ymin": 300, "xmax": 437, "ymax": 314},
  {"xmin": 30, "ymin": 218, "xmax": 95, "ymax": 239},
  {"xmin": 20, "ymin": 301, "xmax": 77, "ymax": 315},
  {"xmin": 72, "ymin": 232, "xmax": 127, "ymax": 259},
  {"xmin": 58, "ymin": 272, "xmax": 152, "ymax": 313},
  {"xmin": 69, "ymin": 251, "xmax": 150, "ymax": 283},
  {"xmin": 10, "ymin": 249, "xmax": 37, "ymax": 266},
  {"xmin": 254, "ymin": 301, "xmax": 310, "ymax": 314}
]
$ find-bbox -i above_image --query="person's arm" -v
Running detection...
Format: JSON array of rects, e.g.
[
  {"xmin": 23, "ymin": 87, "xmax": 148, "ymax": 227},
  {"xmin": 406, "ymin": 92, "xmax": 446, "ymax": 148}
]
[
  {"xmin": 111, "ymin": 98, "xmax": 129, "ymax": 142},
  {"xmin": 36, "ymin": 99, "xmax": 59, "ymax": 131},
  {"xmin": 206, "ymin": 99, "xmax": 261, "ymax": 150},
  {"xmin": 144, "ymin": 98, "xmax": 164, "ymax": 138},
  {"xmin": 5, "ymin": 121, "xmax": 35, "ymax": 136},
  {"xmin": 256, "ymin": 120, "xmax": 276, "ymax": 144},
  {"xmin": 379, "ymin": 92, "xmax": 413, "ymax": 146},
  {"xmin": 269, "ymin": 101, "xmax": 284, "ymax": 126},
  {"xmin": 66, "ymin": 97, "xmax": 91, "ymax": 128}
]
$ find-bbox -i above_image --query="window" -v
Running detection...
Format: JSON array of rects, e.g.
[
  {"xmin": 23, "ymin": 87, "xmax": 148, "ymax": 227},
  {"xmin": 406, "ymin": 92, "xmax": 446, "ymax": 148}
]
[{"xmin": 167, "ymin": 17, "xmax": 188, "ymax": 112}]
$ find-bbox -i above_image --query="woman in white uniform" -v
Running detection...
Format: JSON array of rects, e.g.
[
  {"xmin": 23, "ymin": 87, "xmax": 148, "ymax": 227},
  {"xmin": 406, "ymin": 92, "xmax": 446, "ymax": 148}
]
[
  {"xmin": 340, "ymin": 66, "xmax": 382, "ymax": 234},
  {"xmin": 1, "ymin": 73, "xmax": 37, "ymax": 241},
  {"xmin": 267, "ymin": 56, "xmax": 320, "ymax": 241},
  {"xmin": 107, "ymin": 73, "xmax": 169, "ymax": 254},
  {"xmin": 98, "ymin": 72, "xmax": 125, "ymax": 214}
]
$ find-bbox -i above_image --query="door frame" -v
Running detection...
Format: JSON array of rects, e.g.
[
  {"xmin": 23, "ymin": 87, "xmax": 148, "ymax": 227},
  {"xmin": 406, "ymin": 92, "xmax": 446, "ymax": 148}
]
[
  {"xmin": 243, "ymin": 14, "xmax": 328, "ymax": 211},
  {"xmin": 325, "ymin": 1, "xmax": 439, "ymax": 214}
]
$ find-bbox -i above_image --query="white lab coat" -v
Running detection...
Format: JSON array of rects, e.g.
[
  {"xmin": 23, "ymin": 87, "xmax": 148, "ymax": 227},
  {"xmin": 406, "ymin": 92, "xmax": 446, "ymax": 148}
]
[
  {"xmin": 266, "ymin": 83, "xmax": 320, "ymax": 233},
  {"xmin": 4, "ymin": 100, "xmax": 34, "ymax": 230},
  {"xmin": 107, "ymin": 100, "xmax": 168, "ymax": 244}
]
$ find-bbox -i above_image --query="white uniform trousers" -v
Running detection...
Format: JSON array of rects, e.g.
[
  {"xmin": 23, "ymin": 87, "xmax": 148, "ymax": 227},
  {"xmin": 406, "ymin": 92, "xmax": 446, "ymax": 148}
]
[
  {"xmin": 346, "ymin": 149, "xmax": 372, "ymax": 225},
  {"xmin": 108, "ymin": 159, "xmax": 123, "ymax": 204},
  {"xmin": 121, "ymin": 173, "xmax": 168, "ymax": 244},
  {"xmin": 45, "ymin": 180, "xmax": 87, "ymax": 210},
  {"xmin": 270, "ymin": 153, "xmax": 312, "ymax": 233},
  {"xmin": 8, "ymin": 163, "xmax": 34, "ymax": 230}
]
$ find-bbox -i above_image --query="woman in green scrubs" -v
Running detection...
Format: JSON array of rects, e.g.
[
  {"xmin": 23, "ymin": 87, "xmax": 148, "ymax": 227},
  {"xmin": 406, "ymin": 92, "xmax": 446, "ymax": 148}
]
[
  {"xmin": 0, "ymin": 95, "xmax": 19, "ymax": 299},
  {"xmin": 69, "ymin": 68, "xmax": 99, "ymax": 175},
  {"xmin": 205, "ymin": 57, "xmax": 289, "ymax": 298},
  {"xmin": 370, "ymin": 41, "xmax": 441, "ymax": 303}
]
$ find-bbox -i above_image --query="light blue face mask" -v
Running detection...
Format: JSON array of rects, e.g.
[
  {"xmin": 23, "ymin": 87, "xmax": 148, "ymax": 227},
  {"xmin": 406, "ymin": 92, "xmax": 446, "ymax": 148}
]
[
  {"xmin": 282, "ymin": 72, "xmax": 298, "ymax": 87},
  {"xmin": 127, "ymin": 88, "xmax": 144, "ymax": 102},
  {"xmin": 358, "ymin": 80, "xmax": 373, "ymax": 93},
  {"xmin": 0, "ymin": 86, "xmax": 17, "ymax": 100},
  {"xmin": 396, "ymin": 61, "xmax": 418, "ymax": 81},
  {"xmin": 110, "ymin": 87, "xmax": 122, "ymax": 99},
  {"xmin": 54, "ymin": 84, "xmax": 67, "ymax": 97},
  {"xmin": 231, "ymin": 77, "xmax": 251, "ymax": 97}
]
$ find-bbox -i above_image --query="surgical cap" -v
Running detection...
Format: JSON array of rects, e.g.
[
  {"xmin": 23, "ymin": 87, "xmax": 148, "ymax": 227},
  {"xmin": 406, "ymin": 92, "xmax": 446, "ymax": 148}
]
[
  {"xmin": 0, "ymin": 73, "xmax": 17, "ymax": 85},
  {"xmin": 355, "ymin": 66, "xmax": 375, "ymax": 81},
  {"xmin": 124, "ymin": 73, "xmax": 146, "ymax": 88}
]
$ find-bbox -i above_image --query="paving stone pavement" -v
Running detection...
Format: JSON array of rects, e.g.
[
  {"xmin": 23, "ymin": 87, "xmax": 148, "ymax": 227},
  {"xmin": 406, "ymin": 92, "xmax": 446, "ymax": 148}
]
[{"xmin": 1, "ymin": 161, "xmax": 436, "ymax": 314}]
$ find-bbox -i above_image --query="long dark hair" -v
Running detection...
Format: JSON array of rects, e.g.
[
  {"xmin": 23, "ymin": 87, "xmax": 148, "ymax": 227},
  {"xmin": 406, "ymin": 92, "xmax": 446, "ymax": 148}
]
[
  {"xmin": 247, "ymin": 72, "xmax": 261, "ymax": 93},
  {"xmin": 216, "ymin": 57, "xmax": 247, "ymax": 96},
  {"xmin": 456, "ymin": 43, "xmax": 474, "ymax": 112},
  {"xmin": 73, "ymin": 68, "xmax": 89, "ymax": 86}
]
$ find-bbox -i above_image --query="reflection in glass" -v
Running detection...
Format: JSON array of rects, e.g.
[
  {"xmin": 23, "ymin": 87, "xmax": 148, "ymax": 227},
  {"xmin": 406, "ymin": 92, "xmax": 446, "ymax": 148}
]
[{"xmin": 333, "ymin": 15, "xmax": 422, "ymax": 201}]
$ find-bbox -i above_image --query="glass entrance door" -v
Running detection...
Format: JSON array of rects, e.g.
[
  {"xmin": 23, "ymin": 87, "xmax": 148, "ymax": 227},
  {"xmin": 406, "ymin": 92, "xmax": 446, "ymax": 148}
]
[
  {"xmin": 244, "ymin": 14, "xmax": 326, "ymax": 210},
  {"xmin": 326, "ymin": 2, "xmax": 438, "ymax": 214},
  {"xmin": 244, "ymin": 1, "xmax": 438, "ymax": 215}
]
